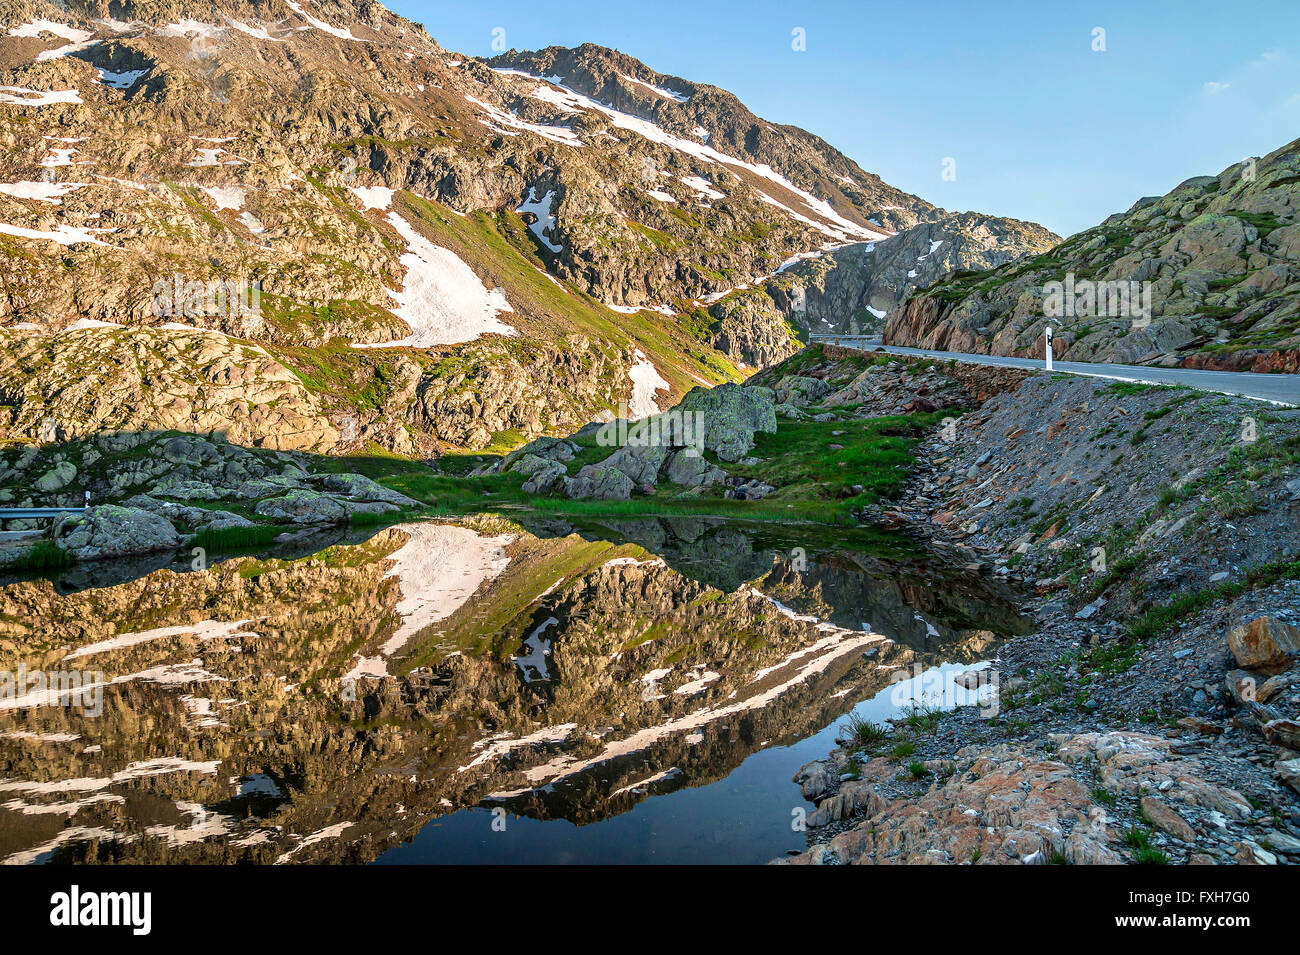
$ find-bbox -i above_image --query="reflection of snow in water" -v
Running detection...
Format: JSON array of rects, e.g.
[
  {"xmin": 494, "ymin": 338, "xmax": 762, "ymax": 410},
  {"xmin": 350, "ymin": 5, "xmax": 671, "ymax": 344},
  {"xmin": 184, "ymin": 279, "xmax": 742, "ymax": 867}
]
[
  {"xmin": 611, "ymin": 766, "xmax": 681, "ymax": 798},
  {"xmin": 486, "ymin": 608, "xmax": 889, "ymax": 797},
  {"xmin": 233, "ymin": 773, "xmax": 284, "ymax": 798},
  {"xmin": 346, "ymin": 524, "xmax": 513, "ymax": 681},
  {"xmin": 513, "ymin": 616, "xmax": 557, "ymax": 683}
]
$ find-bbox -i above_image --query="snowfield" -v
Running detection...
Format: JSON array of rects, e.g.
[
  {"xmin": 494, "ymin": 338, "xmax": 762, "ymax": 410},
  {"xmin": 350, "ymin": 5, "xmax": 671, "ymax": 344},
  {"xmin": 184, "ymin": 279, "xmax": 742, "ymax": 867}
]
[
  {"xmin": 629, "ymin": 349, "xmax": 670, "ymax": 419},
  {"xmin": 353, "ymin": 213, "xmax": 516, "ymax": 349},
  {"xmin": 0, "ymin": 86, "xmax": 83, "ymax": 106},
  {"xmin": 0, "ymin": 223, "xmax": 111, "ymax": 246},
  {"xmin": 618, "ymin": 72, "xmax": 690, "ymax": 103},
  {"xmin": 348, "ymin": 185, "xmax": 395, "ymax": 210},
  {"xmin": 516, "ymin": 188, "xmax": 563, "ymax": 252},
  {"xmin": 200, "ymin": 186, "xmax": 246, "ymax": 211},
  {"xmin": 0, "ymin": 181, "xmax": 86, "ymax": 204}
]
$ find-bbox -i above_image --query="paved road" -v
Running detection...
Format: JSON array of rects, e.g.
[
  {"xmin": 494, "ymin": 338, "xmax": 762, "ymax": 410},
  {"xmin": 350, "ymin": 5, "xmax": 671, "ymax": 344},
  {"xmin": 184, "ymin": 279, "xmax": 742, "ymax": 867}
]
[{"xmin": 811, "ymin": 338, "xmax": 1300, "ymax": 405}]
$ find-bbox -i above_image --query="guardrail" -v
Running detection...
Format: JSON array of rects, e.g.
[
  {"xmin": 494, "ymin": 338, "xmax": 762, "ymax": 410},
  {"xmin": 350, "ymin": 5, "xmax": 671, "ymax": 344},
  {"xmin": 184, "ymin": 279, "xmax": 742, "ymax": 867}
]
[{"xmin": 0, "ymin": 507, "xmax": 85, "ymax": 520}]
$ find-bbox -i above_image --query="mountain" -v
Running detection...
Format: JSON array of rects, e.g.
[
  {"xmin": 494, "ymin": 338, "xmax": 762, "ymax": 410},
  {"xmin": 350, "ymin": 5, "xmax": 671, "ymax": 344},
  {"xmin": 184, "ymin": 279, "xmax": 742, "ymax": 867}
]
[
  {"xmin": 780, "ymin": 212, "xmax": 1058, "ymax": 338},
  {"xmin": 886, "ymin": 138, "xmax": 1300, "ymax": 372},
  {"xmin": 0, "ymin": 0, "xmax": 1054, "ymax": 472}
]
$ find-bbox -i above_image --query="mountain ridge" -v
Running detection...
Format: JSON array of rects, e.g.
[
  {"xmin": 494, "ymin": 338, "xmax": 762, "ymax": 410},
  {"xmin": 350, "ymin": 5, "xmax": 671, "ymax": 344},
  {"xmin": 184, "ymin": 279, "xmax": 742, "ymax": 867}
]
[{"xmin": 1, "ymin": 0, "xmax": 1057, "ymax": 470}]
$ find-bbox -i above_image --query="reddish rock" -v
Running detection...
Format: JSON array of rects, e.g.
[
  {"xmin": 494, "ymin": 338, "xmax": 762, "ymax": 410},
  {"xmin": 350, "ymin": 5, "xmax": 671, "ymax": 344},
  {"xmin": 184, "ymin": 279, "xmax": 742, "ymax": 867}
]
[
  {"xmin": 1228, "ymin": 616, "xmax": 1300, "ymax": 670},
  {"xmin": 1140, "ymin": 796, "xmax": 1197, "ymax": 842}
]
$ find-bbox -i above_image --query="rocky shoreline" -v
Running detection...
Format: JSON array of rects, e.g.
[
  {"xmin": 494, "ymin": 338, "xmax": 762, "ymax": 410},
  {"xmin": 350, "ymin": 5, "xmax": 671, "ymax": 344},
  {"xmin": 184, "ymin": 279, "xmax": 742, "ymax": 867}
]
[{"xmin": 778, "ymin": 348, "xmax": 1300, "ymax": 865}]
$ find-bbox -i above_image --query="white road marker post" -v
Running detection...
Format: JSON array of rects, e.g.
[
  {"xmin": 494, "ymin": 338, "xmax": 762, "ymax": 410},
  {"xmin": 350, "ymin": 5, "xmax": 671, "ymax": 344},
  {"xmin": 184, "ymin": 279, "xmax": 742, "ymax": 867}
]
[{"xmin": 1045, "ymin": 325, "xmax": 1054, "ymax": 371}]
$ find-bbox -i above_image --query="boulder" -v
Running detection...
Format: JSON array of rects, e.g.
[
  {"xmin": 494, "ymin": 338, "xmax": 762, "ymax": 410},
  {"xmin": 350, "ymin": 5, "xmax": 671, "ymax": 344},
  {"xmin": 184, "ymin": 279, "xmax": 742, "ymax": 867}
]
[
  {"xmin": 793, "ymin": 759, "xmax": 836, "ymax": 800},
  {"xmin": 677, "ymin": 383, "xmax": 776, "ymax": 462},
  {"xmin": 563, "ymin": 465, "xmax": 634, "ymax": 500},
  {"xmin": 34, "ymin": 461, "xmax": 76, "ymax": 493},
  {"xmin": 319, "ymin": 472, "xmax": 419, "ymax": 507},
  {"xmin": 1262, "ymin": 719, "xmax": 1300, "ymax": 751},
  {"xmin": 500, "ymin": 436, "xmax": 577, "ymax": 472},
  {"xmin": 522, "ymin": 460, "xmax": 567, "ymax": 494},
  {"xmin": 1228, "ymin": 615, "xmax": 1300, "ymax": 670},
  {"xmin": 254, "ymin": 489, "xmax": 349, "ymax": 524},
  {"xmin": 53, "ymin": 505, "xmax": 181, "ymax": 561},
  {"xmin": 772, "ymin": 375, "xmax": 831, "ymax": 407},
  {"xmin": 600, "ymin": 444, "xmax": 671, "ymax": 486},
  {"xmin": 665, "ymin": 450, "xmax": 725, "ymax": 487},
  {"xmin": 153, "ymin": 479, "xmax": 224, "ymax": 501},
  {"xmin": 1276, "ymin": 758, "xmax": 1300, "ymax": 795},
  {"xmin": 1139, "ymin": 795, "xmax": 1197, "ymax": 842}
]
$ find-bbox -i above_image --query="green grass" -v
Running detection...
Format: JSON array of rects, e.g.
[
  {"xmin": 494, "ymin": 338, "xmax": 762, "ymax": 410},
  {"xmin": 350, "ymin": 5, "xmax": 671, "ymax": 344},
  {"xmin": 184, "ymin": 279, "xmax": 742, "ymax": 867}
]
[
  {"xmin": 1133, "ymin": 846, "xmax": 1171, "ymax": 865},
  {"xmin": 841, "ymin": 712, "xmax": 889, "ymax": 748},
  {"xmin": 724, "ymin": 409, "xmax": 956, "ymax": 516},
  {"xmin": 1127, "ymin": 557, "xmax": 1300, "ymax": 642},
  {"xmin": 6, "ymin": 540, "xmax": 71, "ymax": 571},
  {"xmin": 1122, "ymin": 825, "xmax": 1154, "ymax": 850},
  {"xmin": 907, "ymin": 760, "xmax": 930, "ymax": 779},
  {"xmin": 1091, "ymin": 787, "xmax": 1118, "ymax": 807},
  {"xmin": 191, "ymin": 524, "xmax": 281, "ymax": 551},
  {"xmin": 889, "ymin": 740, "xmax": 917, "ymax": 760},
  {"xmin": 903, "ymin": 706, "xmax": 945, "ymax": 733}
]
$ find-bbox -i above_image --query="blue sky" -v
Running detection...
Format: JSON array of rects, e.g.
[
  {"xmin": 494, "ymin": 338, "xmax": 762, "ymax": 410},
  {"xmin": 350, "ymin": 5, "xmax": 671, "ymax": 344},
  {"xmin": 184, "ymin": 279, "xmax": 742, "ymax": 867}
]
[{"xmin": 387, "ymin": 1, "xmax": 1300, "ymax": 238}]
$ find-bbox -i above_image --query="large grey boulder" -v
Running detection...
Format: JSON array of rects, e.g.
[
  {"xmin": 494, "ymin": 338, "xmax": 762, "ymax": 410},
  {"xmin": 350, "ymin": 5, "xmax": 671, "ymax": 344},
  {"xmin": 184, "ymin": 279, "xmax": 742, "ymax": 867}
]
[
  {"xmin": 772, "ymin": 375, "xmax": 831, "ymax": 407},
  {"xmin": 678, "ymin": 383, "xmax": 777, "ymax": 462},
  {"xmin": 254, "ymin": 489, "xmax": 349, "ymax": 524},
  {"xmin": 54, "ymin": 505, "xmax": 181, "ymax": 561},
  {"xmin": 522, "ymin": 460, "xmax": 567, "ymax": 494},
  {"xmin": 665, "ymin": 450, "xmax": 725, "ymax": 487},
  {"xmin": 34, "ymin": 461, "xmax": 77, "ymax": 493},
  {"xmin": 160, "ymin": 434, "xmax": 224, "ymax": 467},
  {"xmin": 153, "ymin": 478, "xmax": 225, "ymax": 500},
  {"xmin": 600, "ymin": 444, "xmax": 671, "ymax": 486},
  {"xmin": 501, "ymin": 436, "xmax": 578, "ymax": 472},
  {"xmin": 319, "ymin": 472, "xmax": 419, "ymax": 508},
  {"xmin": 564, "ymin": 464, "xmax": 634, "ymax": 500}
]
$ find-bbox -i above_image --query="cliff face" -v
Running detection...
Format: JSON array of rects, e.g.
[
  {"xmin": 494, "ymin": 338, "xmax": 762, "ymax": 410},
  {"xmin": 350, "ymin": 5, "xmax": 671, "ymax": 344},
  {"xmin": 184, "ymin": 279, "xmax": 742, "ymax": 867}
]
[
  {"xmin": 887, "ymin": 138, "xmax": 1300, "ymax": 372},
  {"xmin": 782, "ymin": 212, "xmax": 1059, "ymax": 338}
]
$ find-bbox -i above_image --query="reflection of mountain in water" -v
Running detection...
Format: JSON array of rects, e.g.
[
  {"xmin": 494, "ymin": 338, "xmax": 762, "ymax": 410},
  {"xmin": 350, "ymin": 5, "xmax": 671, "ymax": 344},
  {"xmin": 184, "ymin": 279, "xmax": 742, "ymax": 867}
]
[{"xmin": 0, "ymin": 516, "xmax": 1024, "ymax": 864}]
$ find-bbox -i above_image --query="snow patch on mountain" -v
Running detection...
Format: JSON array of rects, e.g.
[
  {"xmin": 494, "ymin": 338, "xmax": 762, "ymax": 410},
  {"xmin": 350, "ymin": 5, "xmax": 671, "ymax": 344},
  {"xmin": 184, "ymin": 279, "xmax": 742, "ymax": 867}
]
[
  {"xmin": 497, "ymin": 70, "xmax": 888, "ymax": 244},
  {"xmin": 516, "ymin": 188, "xmax": 563, "ymax": 252},
  {"xmin": 628, "ymin": 349, "xmax": 670, "ymax": 419},
  {"xmin": 354, "ymin": 213, "xmax": 516, "ymax": 349},
  {"xmin": 201, "ymin": 186, "xmax": 246, "ymax": 211},
  {"xmin": 618, "ymin": 73, "xmax": 690, "ymax": 103},
  {"xmin": 0, "ymin": 86, "xmax": 82, "ymax": 106},
  {"xmin": 348, "ymin": 185, "xmax": 395, "ymax": 210},
  {"xmin": 0, "ymin": 181, "xmax": 86, "ymax": 204},
  {"xmin": 680, "ymin": 175, "xmax": 724, "ymax": 200},
  {"xmin": 96, "ymin": 67, "xmax": 149, "ymax": 90},
  {"xmin": 0, "ymin": 223, "xmax": 111, "ymax": 246},
  {"xmin": 466, "ymin": 94, "xmax": 583, "ymax": 146},
  {"xmin": 283, "ymin": 0, "xmax": 365, "ymax": 42}
]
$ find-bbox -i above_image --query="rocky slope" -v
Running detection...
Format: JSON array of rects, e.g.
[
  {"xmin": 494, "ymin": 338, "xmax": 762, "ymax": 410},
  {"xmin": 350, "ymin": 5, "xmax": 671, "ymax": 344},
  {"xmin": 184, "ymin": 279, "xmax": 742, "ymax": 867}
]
[
  {"xmin": 0, "ymin": 0, "xmax": 1054, "ymax": 473},
  {"xmin": 768, "ymin": 344, "xmax": 1300, "ymax": 864},
  {"xmin": 887, "ymin": 138, "xmax": 1300, "ymax": 372},
  {"xmin": 782, "ymin": 213, "xmax": 1058, "ymax": 337}
]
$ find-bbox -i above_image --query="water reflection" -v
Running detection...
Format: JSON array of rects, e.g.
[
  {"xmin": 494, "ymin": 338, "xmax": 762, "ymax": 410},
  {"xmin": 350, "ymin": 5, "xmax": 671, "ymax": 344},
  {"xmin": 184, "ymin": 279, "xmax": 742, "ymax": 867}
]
[{"xmin": 0, "ymin": 516, "xmax": 1025, "ymax": 865}]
